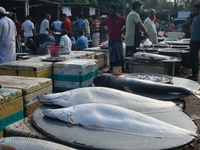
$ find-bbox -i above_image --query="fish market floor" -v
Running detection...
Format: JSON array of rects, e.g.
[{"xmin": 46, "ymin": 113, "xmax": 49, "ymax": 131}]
[{"xmin": 98, "ymin": 67, "xmax": 200, "ymax": 149}]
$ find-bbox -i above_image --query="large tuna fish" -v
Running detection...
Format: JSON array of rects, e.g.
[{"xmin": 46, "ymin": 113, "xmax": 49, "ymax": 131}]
[
  {"xmin": 39, "ymin": 87, "xmax": 180, "ymax": 114},
  {"xmin": 43, "ymin": 103, "xmax": 198, "ymax": 138},
  {"xmin": 93, "ymin": 74, "xmax": 200, "ymax": 98}
]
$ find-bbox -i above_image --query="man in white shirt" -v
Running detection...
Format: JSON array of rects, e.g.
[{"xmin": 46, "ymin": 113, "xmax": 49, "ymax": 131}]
[
  {"xmin": 0, "ymin": 7, "xmax": 16, "ymax": 63},
  {"xmin": 21, "ymin": 15, "xmax": 35, "ymax": 52},
  {"xmin": 39, "ymin": 14, "xmax": 52, "ymax": 34},
  {"xmin": 144, "ymin": 9, "xmax": 158, "ymax": 44},
  {"xmin": 59, "ymin": 29, "xmax": 72, "ymax": 54}
]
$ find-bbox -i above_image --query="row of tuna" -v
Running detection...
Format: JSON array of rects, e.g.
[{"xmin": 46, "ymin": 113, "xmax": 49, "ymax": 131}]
[
  {"xmin": 38, "ymin": 73, "xmax": 200, "ymax": 149},
  {"xmin": 39, "ymin": 87, "xmax": 199, "ymax": 141},
  {"xmin": 2, "ymin": 72, "xmax": 199, "ymax": 149}
]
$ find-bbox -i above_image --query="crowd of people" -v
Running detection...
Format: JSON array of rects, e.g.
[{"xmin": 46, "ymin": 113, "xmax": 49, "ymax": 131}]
[{"xmin": 0, "ymin": 2, "xmax": 200, "ymax": 81}]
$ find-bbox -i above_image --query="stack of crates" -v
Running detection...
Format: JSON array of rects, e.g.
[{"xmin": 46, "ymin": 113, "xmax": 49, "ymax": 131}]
[
  {"xmin": 0, "ymin": 61, "xmax": 53, "ymax": 78},
  {"xmin": 53, "ymin": 59, "xmax": 98, "ymax": 91},
  {"xmin": 84, "ymin": 48, "xmax": 110, "ymax": 67},
  {"xmin": 0, "ymin": 76, "xmax": 52, "ymax": 117},
  {"xmin": 0, "ymin": 88, "xmax": 24, "ymax": 137},
  {"xmin": 94, "ymin": 52, "xmax": 105, "ymax": 69}
]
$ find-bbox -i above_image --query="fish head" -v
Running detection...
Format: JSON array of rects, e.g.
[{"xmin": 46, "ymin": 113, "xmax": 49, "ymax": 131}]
[
  {"xmin": 43, "ymin": 107, "xmax": 76, "ymax": 124},
  {"xmin": 93, "ymin": 73, "xmax": 114, "ymax": 87},
  {"xmin": 38, "ymin": 91, "xmax": 72, "ymax": 105}
]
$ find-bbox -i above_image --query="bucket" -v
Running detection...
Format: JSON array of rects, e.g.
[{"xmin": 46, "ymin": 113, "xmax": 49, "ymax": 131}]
[{"xmin": 49, "ymin": 46, "xmax": 61, "ymax": 57}]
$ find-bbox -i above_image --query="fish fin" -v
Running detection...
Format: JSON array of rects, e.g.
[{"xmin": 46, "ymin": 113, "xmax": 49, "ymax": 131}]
[
  {"xmin": 124, "ymin": 86, "xmax": 133, "ymax": 93},
  {"xmin": 150, "ymin": 56, "xmax": 154, "ymax": 60},
  {"xmin": 193, "ymin": 90, "xmax": 200, "ymax": 98},
  {"xmin": 67, "ymin": 114, "xmax": 75, "ymax": 124}
]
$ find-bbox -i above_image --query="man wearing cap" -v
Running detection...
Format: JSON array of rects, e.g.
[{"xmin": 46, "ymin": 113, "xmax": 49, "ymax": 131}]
[{"xmin": 0, "ymin": 7, "xmax": 17, "ymax": 64}]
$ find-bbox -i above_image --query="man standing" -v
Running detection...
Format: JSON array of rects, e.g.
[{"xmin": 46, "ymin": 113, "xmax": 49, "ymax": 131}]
[
  {"xmin": 101, "ymin": 5, "xmax": 126, "ymax": 73},
  {"xmin": 144, "ymin": 9, "xmax": 158, "ymax": 44},
  {"xmin": 91, "ymin": 14, "xmax": 101, "ymax": 47},
  {"xmin": 51, "ymin": 16, "xmax": 62, "ymax": 45},
  {"xmin": 82, "ymin": 15, "xmax": 90, "ymax": 40},
  {"xmin": 12, "ymin": 13, "xmax": 22, "ymax": 53},
  {"xmin": 61, "ymin": 14, "xmax": 72, "ymax": 38},
  {"xmin": 22, "ymin": 15, "xmax": 35, "ymax": 52},
  {"xmin": 0, "ymin": 7, "xmax": 16, "ymax": 63},
  {"xmin": 168, "ymin": 20, "xmax": 175, "ymax": 32},
  {"xmin": 187, "ymin": 4, "xmax": 200, "ymax": 81},
  {"xmin": 51, "ymin": 16, "xmax": 62, "ymax": 32},
  {"xmin": 39, "ymin": 14, "xmax": 52, "ymax": 34},
  {"xmin": 125, "ymin": 1, "xmax": 148, "ymax": 57}
]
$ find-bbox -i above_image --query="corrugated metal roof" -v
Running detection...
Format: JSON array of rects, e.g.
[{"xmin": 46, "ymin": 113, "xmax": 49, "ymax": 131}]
[{"xmin": 0, "ymin": 0, "xmax": 62, "ymax": 10}]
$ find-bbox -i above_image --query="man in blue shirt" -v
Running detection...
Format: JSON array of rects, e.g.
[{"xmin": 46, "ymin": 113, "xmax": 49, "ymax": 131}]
[
  {"xmin": 187, "ymin": 4, "xmax": 200, "ymax": 81},
  {"xmin": 72, "ymin": 30, "xmax": 88, "ymax": 50}
]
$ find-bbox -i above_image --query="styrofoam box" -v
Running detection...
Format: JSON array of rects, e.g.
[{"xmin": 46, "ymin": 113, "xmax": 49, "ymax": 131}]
[
  {"xmin": 0, "ymin": 76, "xmax": 52, "ymax": 117},
  {"xmin": 53, "ymin": 59, "xmax": 98, "ymax": 91},
  {"xmin": 0, "ymin": 97, "xmax": 24, "ymax": 137},
  {"xmin": 0, "ymin": 61, "xmax": 53, "ymax": 78}
]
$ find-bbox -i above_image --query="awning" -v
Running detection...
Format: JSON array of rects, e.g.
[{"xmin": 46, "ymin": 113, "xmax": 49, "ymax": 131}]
[{"xmin": 61, "ymin": 6, "xmax": 72, "ymax": 16}]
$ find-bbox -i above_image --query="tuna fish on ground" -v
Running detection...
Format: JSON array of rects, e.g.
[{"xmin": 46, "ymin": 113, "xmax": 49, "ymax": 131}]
[
  {"xmin": 93, "ymin": 74, "xmax": 200, "ymax": 98},
  {"xmin": 39, "ymin": 87, "xmax": 180, "ymax": 114},
  {"xmin": 43, "ymin": 103, "xmax": 198, "ymax": 139}
]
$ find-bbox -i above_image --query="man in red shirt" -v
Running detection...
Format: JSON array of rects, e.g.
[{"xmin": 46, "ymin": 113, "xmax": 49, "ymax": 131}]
[
  {"xmin": 101, "ymin": 5, "xmax": 126, "ymax": 73},
  {"xmin": 61, "ymin": 14, "xmax": 72, "ymax": 39}
]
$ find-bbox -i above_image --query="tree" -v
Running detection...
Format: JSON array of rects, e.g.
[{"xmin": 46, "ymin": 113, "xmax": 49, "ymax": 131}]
[{"xmin": 63, "ymin": 0, "xmax": 192, "ymax": 15}]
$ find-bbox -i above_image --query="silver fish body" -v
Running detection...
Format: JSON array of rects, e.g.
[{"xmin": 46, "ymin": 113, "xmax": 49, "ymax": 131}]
[
  {"xmin": 39, "ymin": 87, "xmax": 180, "ymax": 114},
  {"xmin": 133, "ymin": 51, "xmax": 172, "ymax": 61},
  {"xmin": 93, "ymin": 74, "xmax": 198, "ymax": 97},
  {"xmin": 43, "ymin": 103, "xmax": 198, "ymax": 138},
  {"xmin": 0, "ymin": 137, "xmax": 76, "ymax": 150}
]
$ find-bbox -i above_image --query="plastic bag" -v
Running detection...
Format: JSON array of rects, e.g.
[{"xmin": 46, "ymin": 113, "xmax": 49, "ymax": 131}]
[
  {"xmin": 143, "ymin": 38, "xmax": 152, "ymax": 46},
  {"xmin": 100, "ymin": 40, "xmax": 108, "ymax": 48}
]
